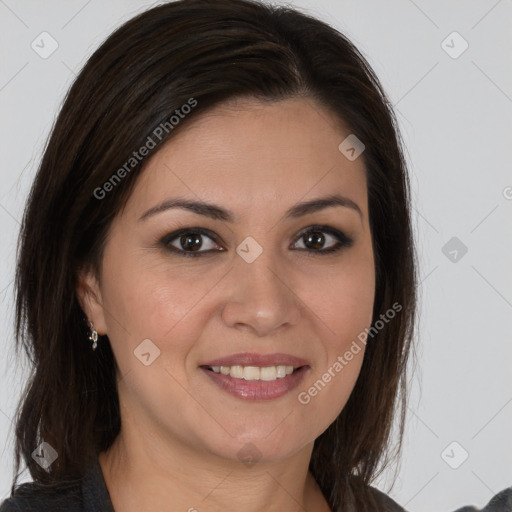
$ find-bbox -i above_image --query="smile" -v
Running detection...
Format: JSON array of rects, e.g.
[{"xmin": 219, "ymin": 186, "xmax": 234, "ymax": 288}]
[
  {"xmin": 205, "ymin": 364, "xmax": 296, "ymax": 381},
  {"xmin": 199, "ymin": 365, "xmax": 309, "ymax": 401}
]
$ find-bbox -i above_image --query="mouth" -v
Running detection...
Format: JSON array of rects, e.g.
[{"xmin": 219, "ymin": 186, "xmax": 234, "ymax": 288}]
[
  {"xmin": 200, "ymin": 364, "xmax": 305, "ymax": 381},
  {"xmin": 198, "ymin": 353, "xmax": 310, "ymax": 400}
]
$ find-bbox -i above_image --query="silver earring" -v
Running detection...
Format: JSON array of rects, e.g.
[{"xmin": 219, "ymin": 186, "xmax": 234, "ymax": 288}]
[{"xmin": 88, "ymin": 321, "xmax": 98, "ymax": 351}]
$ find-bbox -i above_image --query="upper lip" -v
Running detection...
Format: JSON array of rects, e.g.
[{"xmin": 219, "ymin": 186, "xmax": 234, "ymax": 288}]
[{"xmin": 200, "ymin": 352, "xmax": 310, "ymax": 368}]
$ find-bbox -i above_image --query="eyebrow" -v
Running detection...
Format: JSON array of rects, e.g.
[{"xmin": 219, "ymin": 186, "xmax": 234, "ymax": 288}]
[{"xmin": 138, "ymin": 194, "xmax": 362, "ymax": 223}]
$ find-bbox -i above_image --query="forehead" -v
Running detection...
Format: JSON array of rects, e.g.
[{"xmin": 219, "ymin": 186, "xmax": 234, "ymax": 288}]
[{"xmin": 124, "ymin": 97, "xmax": 368, "ymax": 221}]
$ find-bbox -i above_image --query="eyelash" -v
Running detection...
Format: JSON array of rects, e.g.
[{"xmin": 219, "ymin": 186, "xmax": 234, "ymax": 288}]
[{"xmin": 159, "ymin": 225, "xmax": 354, "ymax": 258}]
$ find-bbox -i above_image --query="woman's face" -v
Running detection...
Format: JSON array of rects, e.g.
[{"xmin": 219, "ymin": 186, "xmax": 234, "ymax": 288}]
[{"xmin": 79, "ymin": 97, "xmax": 375, "ymax": 464}]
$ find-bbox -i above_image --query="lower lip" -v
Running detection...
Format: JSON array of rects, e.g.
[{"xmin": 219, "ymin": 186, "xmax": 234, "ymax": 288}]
[{"xmin": 200, "ymin": 366, "xmax": 309, "ymax": 401}]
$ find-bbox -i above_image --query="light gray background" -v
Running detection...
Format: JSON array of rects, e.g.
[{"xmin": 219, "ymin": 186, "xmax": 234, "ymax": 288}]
[{"xmin": 1, "ymin": 1, "xmax": 511, "ymax": 510}]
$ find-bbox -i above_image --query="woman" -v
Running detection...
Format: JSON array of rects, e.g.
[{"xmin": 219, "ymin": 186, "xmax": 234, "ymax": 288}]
[{"xmin": 1, "ymin": 1, "xmax": 509, "ymax": 511}]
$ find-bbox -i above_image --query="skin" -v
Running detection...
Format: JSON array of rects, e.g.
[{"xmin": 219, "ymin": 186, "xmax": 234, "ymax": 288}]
[{"xmin": 77, "ymin": 96, "xmax": 375, "ymax": 512}]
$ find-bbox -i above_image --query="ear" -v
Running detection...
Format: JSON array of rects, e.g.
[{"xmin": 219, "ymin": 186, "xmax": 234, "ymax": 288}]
[{"xmin": 76, "ymin": 265, "xmax": 108, "ymax": 335}]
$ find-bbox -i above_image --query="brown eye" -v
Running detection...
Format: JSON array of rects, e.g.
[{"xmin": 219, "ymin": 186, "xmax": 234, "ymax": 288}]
[
  {"xmin": 292, "ymin": 226, "xmax": 353, "ymax": 254},
  {"xmin": 177, "ymin": 233, "xmax": 203, "ymax": 252},
  {"xmin": 160, "ymin": 228, "xmax": 223, "ymax": 257}
]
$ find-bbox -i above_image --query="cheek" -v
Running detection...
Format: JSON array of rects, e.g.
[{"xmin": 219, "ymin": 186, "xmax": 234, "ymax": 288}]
[
  {"xmin": 102, "ymin": 254, "xmax": 209, "ymax": 334},
  {"xmin": 99, "ymin": 255, "xmax": 227, "ymax": 376},
  {"xmin": 307, "ymin": 248, "xmax": 375, "ymax": 346},
  {"xmin": 296, "ymin": 353, "xmax": 364, "ymax": 443},
  {"xmin": 293, "ymin": 251, "xmax": 374, "ymax": 427}
]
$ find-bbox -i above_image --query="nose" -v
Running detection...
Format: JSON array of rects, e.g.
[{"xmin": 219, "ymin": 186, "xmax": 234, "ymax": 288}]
[{"xmin": 220, "ymin": 246, "xmax": 302, "ymax": 337}]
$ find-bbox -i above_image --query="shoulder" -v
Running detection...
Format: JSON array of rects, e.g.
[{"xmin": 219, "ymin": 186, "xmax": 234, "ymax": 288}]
[
  {"xmin": 367, "ymin": 485, "xmax": 512, "ymax": 512},
  {"xmin": 368, "ymin": 485, "xmax": 407, "ymax": 511},
  {"xmin": 452, "ymin": 487, "xmax": 512, "ymax": 512},
  {"xmin": 0, "ymin": 480, "xmax": 83, "ymax": 512},
  {"xmin": 0, "ymin": 456, "xmax": 114, "ymax": 512}
]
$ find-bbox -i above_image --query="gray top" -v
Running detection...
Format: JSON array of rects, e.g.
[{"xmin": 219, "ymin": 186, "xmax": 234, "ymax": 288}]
[{"xmin": 0, "ymin": 457, "xmax": 511, "ymax": 511}]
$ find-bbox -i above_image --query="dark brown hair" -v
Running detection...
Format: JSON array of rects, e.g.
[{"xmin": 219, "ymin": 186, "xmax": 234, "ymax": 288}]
[{"xmin": 10, "ymin": 0, "xmax": 418, "ymax": 510}]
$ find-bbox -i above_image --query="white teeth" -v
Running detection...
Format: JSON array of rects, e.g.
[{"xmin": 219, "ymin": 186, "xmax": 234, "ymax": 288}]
[
  {"xmin": 243, "ymin": 366, "xmax": 260, "ymax": 381},
  {"xmin": 260, "ymin": 366, "xmax": 277, "ymax": 381},
  {"xmin": 230, "ymin": 365, "xmax": 244, "ymax": 379},
  {"xmin": 208, "ymin": 365, "xmax": 296, "ymax": 381},
  {"xmin": 276, "ymin": 366, "xmax": 287, "ymax": 378}
]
